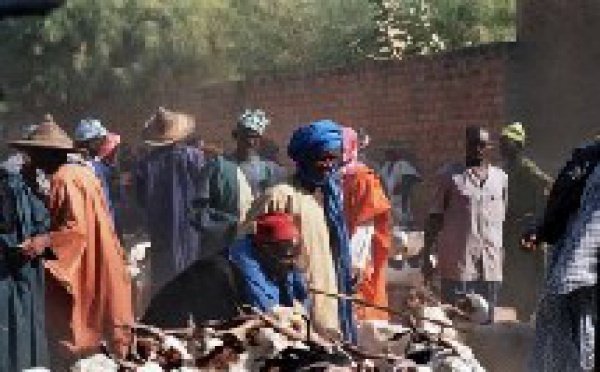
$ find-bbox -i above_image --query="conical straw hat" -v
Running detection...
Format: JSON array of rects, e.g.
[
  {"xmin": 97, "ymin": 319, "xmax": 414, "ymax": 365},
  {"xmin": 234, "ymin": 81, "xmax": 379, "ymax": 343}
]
[
  {"xmin": 143, "ymin": 107, "xmax": 196, "ymax": 147},
  {"xmin": 9, "ymin": 114, "xmax": 75, "ymax": 151}
]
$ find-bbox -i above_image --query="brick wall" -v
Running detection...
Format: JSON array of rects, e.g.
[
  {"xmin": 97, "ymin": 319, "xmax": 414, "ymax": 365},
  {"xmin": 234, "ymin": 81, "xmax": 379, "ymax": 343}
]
[{"xmin": 7, "ymin": 42, "xmax": 515, "ymax": 227}]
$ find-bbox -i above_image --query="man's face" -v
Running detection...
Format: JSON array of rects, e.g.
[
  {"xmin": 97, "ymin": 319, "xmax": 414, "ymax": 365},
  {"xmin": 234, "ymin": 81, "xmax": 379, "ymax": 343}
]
[
  {"xmin": 18, "ymin": 151, "xmax": 37, "ymax": 182},
  {"xmin": 77, "ymin": 136, "xmax": 105, "ymax": 157},
  {"xmin": 499, "ymin": 136, "xmax": 521, "ymax": 160},
  {"xmin": 255, "ymin": 238, "xmax": 301, "ymax": 275},
  {"xmin": 234, "ymin": 128, "xmax": 261, "ymax": 155},
  {"xmin": 23, "ymin": 148, "xmax": 63, "ymax": 174},
  {"xmin": 19, "ymin": 151, "xmax": 32, "ymax": 167},
  {"xmin": 311, "ymin": 149, "xmax": 342, "ymax": 176},
  {"xmin": 104, "ymin": 147, "xmax": 119, "ymax": 166},
  {"xmin": 466, "ymin": 129, "xmax": 492, "ymax": 163}
]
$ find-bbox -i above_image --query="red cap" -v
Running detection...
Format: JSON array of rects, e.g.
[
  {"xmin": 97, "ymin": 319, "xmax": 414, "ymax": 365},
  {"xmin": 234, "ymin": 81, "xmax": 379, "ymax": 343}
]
[{"xmin": 254, "ymin": 212, "xmax": 299, "ymax": 244}]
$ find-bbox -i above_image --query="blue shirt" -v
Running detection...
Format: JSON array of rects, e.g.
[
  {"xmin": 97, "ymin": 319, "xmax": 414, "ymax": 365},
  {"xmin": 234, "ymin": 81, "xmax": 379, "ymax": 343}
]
[
  {"xmin": 229, "ymin": 236, "xmax": 308, "ymax": 312},
  {"xmin": 90, "ymin": 159, "xmax": 115, "ymax": 221}
]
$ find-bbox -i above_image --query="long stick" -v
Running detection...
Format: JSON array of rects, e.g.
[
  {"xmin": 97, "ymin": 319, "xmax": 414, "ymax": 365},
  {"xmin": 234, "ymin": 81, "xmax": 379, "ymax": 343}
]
[{"xmin": 309, "ymin": 287, "xmax": 469, "ymax": 333}]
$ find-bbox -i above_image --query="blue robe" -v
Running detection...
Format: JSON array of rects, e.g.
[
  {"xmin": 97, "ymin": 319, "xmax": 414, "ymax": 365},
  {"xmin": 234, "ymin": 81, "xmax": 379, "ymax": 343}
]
[
  {"xmin": 90, "ymin": 159, "xmax": 116, "ymax": 223},
  {"xmin": 0, "ymin": 170, "xmax": 50, "ymax": 371},
  {"xmin": 229, "ymin": 237, "xmax": 308, "ymax": 312},
  {"xmin": 136, "ymin": 144, "xmax": 204, "ymax": 294}
]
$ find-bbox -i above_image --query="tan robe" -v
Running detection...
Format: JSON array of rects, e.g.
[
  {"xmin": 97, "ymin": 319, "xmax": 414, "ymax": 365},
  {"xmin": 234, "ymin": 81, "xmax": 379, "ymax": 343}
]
[
  {"xmin": 45, "ymin": 164, "xmax": 133, "ymax": 360},
  {"xmin": 236, "ymin": 166, "xmax": 254, "ymax": 226},
  {"xmin": 245, "ymin": 182, "xmax": 340, "ymax": 333}
]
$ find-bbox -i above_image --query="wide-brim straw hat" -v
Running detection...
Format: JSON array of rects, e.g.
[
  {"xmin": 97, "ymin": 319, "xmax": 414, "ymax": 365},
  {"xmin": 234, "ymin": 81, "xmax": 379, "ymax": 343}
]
[
  {"xmin": 143, "ymin": 107, "xmax": 196, "ymax": 147},
  {"xmin": 8, "ymin": 115, "xmax": 75, "ymax": 151}
]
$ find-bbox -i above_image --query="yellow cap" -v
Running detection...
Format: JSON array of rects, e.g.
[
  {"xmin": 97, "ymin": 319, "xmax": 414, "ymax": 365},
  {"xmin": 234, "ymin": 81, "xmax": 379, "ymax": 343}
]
[{"xmin": 501, "ymin": 122, "xmax": 526, "ymax": 144}]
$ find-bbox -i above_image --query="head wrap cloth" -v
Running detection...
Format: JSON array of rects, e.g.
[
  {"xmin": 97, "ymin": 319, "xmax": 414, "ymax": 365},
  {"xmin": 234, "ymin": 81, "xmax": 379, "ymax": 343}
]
[
  {"xmin": 342, "ymin": 127, "xmax": 361, "ymax": 175},
  {"xmin": 501, "ymin": 122, "xmax": 526, "ymax": 144},
  {"xmin": 97, "ymin": 133, "xmax": 121, "ymax": 159},
  {"xmin": 236, "ymin": 109, "xmax": 269, "ymax": 136},
  {"xmin": 287, "ymin": 120, "xmax": 357, "ymax": 343},
  {"xmin": 254, "ymin": 212, "xmax": 299, "ymax": 245},
  {"xmin": 74, "ymin": 119, "xmax": 108, "ymax": 142},
  {"xmin": 288, "ymin": 120, "xmax": 342, "ymax": 163},
  {"xmin": 74, "ymin": 118, "xmax": 121, "ymax": 159}
]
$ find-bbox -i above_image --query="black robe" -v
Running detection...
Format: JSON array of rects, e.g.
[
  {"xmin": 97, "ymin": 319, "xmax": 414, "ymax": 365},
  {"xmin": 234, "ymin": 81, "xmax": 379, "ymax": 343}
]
[{"xmin": 142, "ymin": 255, "xmax": 244, "ymax": 328}]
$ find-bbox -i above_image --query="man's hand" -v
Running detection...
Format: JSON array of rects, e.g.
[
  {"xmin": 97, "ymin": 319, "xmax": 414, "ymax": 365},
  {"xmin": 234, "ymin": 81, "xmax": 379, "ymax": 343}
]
[
  {"xmin": 421, "ymin": 254, "xmax": 436, "ymax": 284},
  {"xmin": 351, "ymin": 268, "xmax": 365, "ymax": 293},
  {"xmin": 423, "ymin": 213, "xmax": 443, "ymax": 283},
  {"xmin": 351, "ymin": 267, "xmax": 361, "ymax": 283},
  {"xmin": 520, "ymin": 231, "xmax": 539, "ymax": 251},
  {"xmin": 20, "ymin": 234, "xmax": 51, "ymax": 259}
]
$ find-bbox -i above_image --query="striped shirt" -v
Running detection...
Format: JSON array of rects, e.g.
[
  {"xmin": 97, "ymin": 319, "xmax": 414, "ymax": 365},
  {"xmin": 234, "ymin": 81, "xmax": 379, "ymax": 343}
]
[{"xmin": 545, "ymin": 164, "xmax": 599, "ymax": 295}]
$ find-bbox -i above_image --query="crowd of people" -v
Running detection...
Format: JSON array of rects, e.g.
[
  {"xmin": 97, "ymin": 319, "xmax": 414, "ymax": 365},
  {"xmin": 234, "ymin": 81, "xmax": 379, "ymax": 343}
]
[{"xmin": 0, "ymin": 107, "xmax": 596, "ymax": 371}]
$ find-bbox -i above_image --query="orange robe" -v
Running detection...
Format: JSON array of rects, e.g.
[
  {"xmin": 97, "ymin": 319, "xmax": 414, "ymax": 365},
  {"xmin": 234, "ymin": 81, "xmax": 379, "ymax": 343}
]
[
  {"xmin": 343, "ymin": 165, "xmax": 392, "ymax": 321},
  {"xmin": 44, "ymin": 164, "xmax": 133, "ymax": 359}
]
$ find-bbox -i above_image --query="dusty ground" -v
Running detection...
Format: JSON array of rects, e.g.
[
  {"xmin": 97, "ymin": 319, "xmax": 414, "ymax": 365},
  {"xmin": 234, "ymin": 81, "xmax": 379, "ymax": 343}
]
[{"xmin": 465, "ymin": 322, "xmax": 534, "ymax": 372}]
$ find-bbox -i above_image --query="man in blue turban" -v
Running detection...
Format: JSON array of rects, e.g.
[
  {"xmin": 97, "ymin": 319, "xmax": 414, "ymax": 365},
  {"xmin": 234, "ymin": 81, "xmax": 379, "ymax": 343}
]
[
  {"xmin": 0, "ymin": 137, "xmax": 51, "ymax": 371},
  {"xmin": 245, "ymin": 120, "xmax": 357, "ymax": 342}
]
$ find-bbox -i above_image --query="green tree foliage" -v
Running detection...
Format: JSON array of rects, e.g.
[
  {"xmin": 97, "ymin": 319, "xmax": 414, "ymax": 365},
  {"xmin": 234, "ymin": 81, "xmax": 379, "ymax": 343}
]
[
  {"xmin": 0, "ymin": 0, "xmax": 514, "ymax": 109},
  {"xmin": 0, "ymin": 0, "xmax": 242, "ymax": 106},
  {"xmin": 229, "ymin": 0, "xmax": 375, "ymax": 76},
  {"xmin": 367, "ymin": 0, "xmax": 445, "ymax": 59},
  {"xmin": 367, "ymin": 0, "xmax": 515, "ymax": 59},
  {"xmin": 0, "ymin": 0, "xmax": 375, "ymax": 108}
]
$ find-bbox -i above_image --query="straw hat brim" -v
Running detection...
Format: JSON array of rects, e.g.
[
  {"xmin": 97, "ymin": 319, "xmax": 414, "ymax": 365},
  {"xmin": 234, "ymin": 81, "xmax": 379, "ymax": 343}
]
[
  {"xmin": 144, "ymin": 138, "xmax": 178, "ymax": 147},
  {"xmin": 144, "ymin": 127, "xmax": 195, "ymax": 147},
  {"xmin": 9, "ymin": 139, "xmax": 78, "ymax": 152},
  {"xmin": 143, "ymin": 107, "xmax": 196, "ymax": 147}
]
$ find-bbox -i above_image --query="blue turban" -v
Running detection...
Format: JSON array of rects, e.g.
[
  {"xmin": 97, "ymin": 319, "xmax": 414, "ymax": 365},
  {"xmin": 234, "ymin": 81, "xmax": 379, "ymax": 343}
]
[
  {"xmin": 288, "ymin": 120, "xmax": 342, "ymax": 164},
  {"xmin": 287, "ymin": 120, "xmax": 357, "ymax": 343},
  {"xmin": 74, "ymin": 118, "xmax": 108, "ymax": 142}
]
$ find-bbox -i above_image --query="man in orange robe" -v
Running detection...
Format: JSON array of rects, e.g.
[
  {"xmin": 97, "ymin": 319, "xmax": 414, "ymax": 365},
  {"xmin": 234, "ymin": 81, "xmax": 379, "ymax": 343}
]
[
  {"xmin": 11, "ymin": 117, "xmax": 133, "ymax": 366},
  {"xmin": 341, "ymin": 127, "xmax": 392, "ymax": 321}
]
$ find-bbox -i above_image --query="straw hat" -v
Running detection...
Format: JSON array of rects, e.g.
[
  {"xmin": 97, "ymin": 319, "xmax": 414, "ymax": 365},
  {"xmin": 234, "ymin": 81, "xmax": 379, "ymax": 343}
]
[
  {"xmin": 9, "ymin": 114, "xmax": 75, "ymax": 151},
  {"xmin": 143, "ymin": 107, "xmax": 196, "ymax": 147}
]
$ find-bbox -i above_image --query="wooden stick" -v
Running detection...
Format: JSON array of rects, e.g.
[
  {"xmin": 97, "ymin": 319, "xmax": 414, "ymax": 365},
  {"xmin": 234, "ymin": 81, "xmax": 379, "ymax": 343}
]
[{"xmin": 309, "ymin": 287, "xmax": 469, "ymax": 333}]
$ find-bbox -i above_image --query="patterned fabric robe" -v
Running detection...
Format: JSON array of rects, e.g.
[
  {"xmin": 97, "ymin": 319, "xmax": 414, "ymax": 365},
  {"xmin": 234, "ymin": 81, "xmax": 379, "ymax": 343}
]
[{"xmin": 530, "ymin": 164, "xmax": 598, "ymax": 372}]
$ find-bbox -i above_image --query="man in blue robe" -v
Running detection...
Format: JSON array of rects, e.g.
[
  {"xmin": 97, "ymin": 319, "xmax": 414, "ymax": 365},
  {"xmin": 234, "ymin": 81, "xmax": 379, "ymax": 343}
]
[
  {"xmin": 142, "ymin": 212, "xmax": 308, "ymax": 328},
  {"xmin": 246, "ymin": 120, "xmax": 357, "ymax": 342},
  {"xmin": 229, "ymin": 212, "xmax": 308, "ymax": 312},
  {"xmin": 135, "ymin": 107, "xmax": 204, "ymax": 295},
  {"xmin": 0, "ymin": 157, "xmax": 51, "ymax": 370},
  {"xmin": 74, "ymin": 118, "xmax": 122, "ymax": 229}
]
